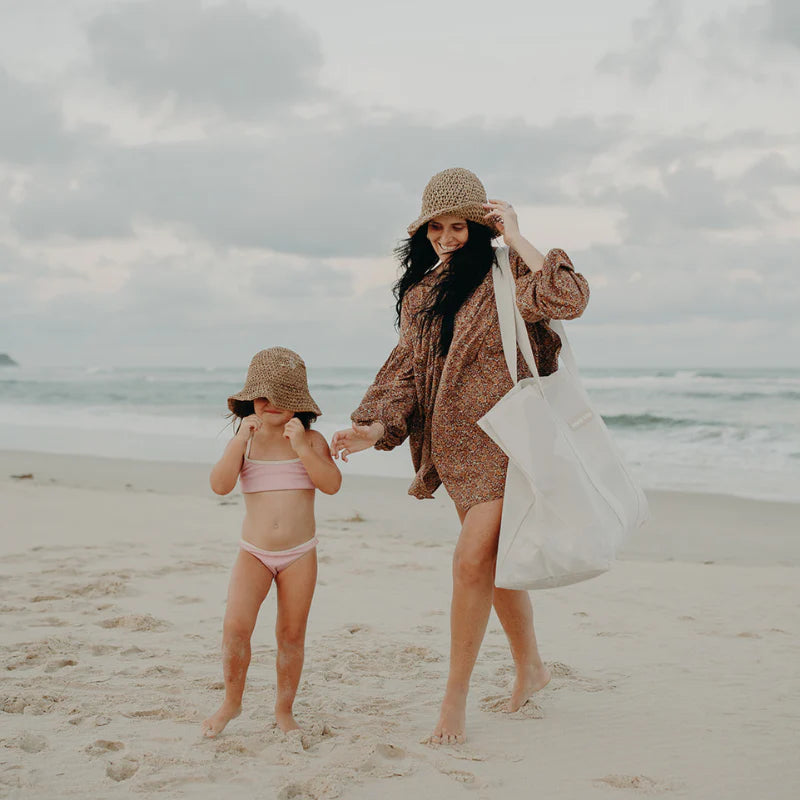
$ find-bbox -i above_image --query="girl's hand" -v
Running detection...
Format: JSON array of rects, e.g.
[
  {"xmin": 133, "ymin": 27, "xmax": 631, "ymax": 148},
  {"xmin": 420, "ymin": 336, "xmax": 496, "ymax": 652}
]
[
  {"xmin": 235, "ymin": 414, "xmax": 262, "ymax": 441},
  {"xmin": 330, "ymin": 422, "xmax": 384, "ymax": 462},
  {"xmin": 483, "ymin": 199, "xmax": 520, "ymax": 247},
  {"xmin": 283, "ymin": 418, "xmax": 309, "ymax": 454}
]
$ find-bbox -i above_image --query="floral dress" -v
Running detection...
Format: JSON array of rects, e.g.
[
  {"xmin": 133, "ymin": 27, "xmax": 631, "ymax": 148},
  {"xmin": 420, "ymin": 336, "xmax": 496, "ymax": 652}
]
[{"xmin": 352, "ymin": 248, "xmax": 590, "ymax": 511}]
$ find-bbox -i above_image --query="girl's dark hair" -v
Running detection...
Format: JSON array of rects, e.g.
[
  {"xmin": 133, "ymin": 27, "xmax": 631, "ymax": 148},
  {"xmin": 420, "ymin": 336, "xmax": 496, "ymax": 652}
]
[
  {"xmin": 228, "ymin": 399, "xmax": 316, "ymax": 431},
  {"xmin": 393, "ymin": 221, "xmax": 496, "ymax": 357}
]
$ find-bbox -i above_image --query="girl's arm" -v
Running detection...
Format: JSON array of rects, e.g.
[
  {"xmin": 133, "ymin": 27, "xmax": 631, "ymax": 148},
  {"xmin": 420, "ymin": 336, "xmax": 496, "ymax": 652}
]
[
  {"xmin": 284, "ymin": 423, "xmax": 342, "ymax": 495},
  {"xmin": 209, "ymin": 415, "xmax": 259, "ymax": 495}
]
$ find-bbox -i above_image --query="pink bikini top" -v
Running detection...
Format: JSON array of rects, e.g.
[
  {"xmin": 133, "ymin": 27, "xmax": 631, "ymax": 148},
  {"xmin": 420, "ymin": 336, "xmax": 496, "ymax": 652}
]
[{"xmin": 239, "ymin": 439, "xmax": 315, "ymax": 493}]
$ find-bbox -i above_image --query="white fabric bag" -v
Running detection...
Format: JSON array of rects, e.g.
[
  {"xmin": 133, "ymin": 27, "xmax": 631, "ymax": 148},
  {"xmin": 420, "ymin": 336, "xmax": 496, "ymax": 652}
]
[{"xmin": 478, "ymin": 248, "xmax": 649, "ymax": 590}]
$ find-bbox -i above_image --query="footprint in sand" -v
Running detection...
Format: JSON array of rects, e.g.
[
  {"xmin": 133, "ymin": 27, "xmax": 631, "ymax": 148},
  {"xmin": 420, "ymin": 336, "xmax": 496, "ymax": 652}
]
[
  {"xmin": 276, "ymin": 782, "xmax": 312, "ymax": 800},
  {"xmin": 5, "ymin": 651, "xmax": 46, "ymax": 671},
  {"xmin": 30, "ymin": 617, "xmax": 69, "ymax": 628},
  {"xmin": 547, "ymin": 661, "xmax": 576, "ymax": 677},
  {"xmin": 479, "ymin": 694, "xmax": 544, "ymax": 718},
  {"xmin": 214, "ymin": 738, "xmax": 257, "ymax": 757},
  {"xmin": 593, "ymin": 774, "xmax": 675, "ymax": 793},
  {"xmin": 437, "ymin": 767, "xmax": 478, "ymax": 786},
  {"xmin": 67, "ymin": 578, "xmax": 128, "ymax": 598},
  {"xmin": 85, "ymin": 740, "xmax": 125, "ymax": 756},
  {"xmin": 106, "ymin": 756, "xmax": 139, "ymax": 782},
  {"xmin": 120, "ymin": 646, "xmax": 146, "ymax": 657},
  {"xmin": 545, "ymin": 661, "xmax": 617, "ymax": 693},
  {"xmin": 123, "ymin": 708, "xmax": 173, "ymax": 720},
  {"xmin": 98, "ymin": 614, "xmax": 169, "ymax": 632},
  {"xmin": 44, "ymin": 658, "xmax": 77, "ymax": 673},
  {"xmin": 141, "ymin": 664, "xmax": 183, "ymax": 677},
  {"xmin": 16, "ymin": 733, "xmax": 48, "ymax": 753},
  {"xmin": 357, "ymin": 742, "xmax": 414, "ymax": 778},
  {"xmin": 300, "ymin": 722, "xmax": 334, "ymax": 751},
  {"xmin": 90, "ymin": 644, "xmax": 121, "ymax": 656}
]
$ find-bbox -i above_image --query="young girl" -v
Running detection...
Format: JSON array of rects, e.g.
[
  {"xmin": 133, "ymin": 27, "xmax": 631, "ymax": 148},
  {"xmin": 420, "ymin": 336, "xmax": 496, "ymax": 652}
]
[{"xmin": 202, "ymin": 347, "xmax": 341, "ymax": 737}]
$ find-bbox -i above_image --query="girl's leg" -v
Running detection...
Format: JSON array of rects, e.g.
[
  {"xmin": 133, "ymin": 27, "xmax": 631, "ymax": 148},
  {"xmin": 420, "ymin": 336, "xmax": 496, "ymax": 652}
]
[
  {"xmin": 492, "ymin": 588, "xmax": 550, "ymax": 710},
  {"xmin": 202, "ymin": 550, "xmax": 273, "ymax": 737},
  {"xmin": 426, "ymin": 498, "xmax": 503, "ymax": 745},
  {"xmin": 273, "ymin": 548, "xmax": 317, "ymax": 732}
]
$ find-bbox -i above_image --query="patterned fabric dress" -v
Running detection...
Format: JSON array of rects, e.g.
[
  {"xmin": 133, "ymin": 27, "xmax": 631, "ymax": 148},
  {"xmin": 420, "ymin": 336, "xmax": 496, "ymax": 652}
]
[{"xmin": 352, "ymin": 248, "xmax": 590, "ymax": 511}]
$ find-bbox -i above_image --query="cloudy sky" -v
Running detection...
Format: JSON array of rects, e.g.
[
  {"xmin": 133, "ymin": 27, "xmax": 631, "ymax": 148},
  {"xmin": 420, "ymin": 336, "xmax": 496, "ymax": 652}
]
[{"xmin": 1, "ymin": 0, "xmax": 798, "ymax": 369}]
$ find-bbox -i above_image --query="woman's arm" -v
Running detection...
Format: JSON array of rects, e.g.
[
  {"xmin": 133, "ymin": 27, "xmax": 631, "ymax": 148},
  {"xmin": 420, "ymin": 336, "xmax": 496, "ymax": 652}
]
[
  {"xmin": 510, "ymin": 246, "xmax": 589, "ymax": 322},
  {"xmin": 339, "ymin": 297, "xmax": 419, "ymax": 454},
  {"xmin": 484, "ymin": 199, "xmax": 589, "ymax": 322}
]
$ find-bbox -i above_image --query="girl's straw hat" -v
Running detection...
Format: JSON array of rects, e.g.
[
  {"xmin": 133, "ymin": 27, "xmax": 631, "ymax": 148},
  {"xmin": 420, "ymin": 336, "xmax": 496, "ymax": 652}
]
[
  {"xmin": 228, "ymin": 347, "xmax": 322, "ymax": 416},
  {"xmin": 407, "ymin": 167, "xmax": 500, "ymax": 237}
]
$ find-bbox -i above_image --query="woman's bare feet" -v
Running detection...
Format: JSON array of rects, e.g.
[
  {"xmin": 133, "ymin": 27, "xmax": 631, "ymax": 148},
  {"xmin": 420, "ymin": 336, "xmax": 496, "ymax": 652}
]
[
  {"xmin": 275, "ymin": 708, "xmax": 301, "ymax": 733},
  {"xmin": 201, "ymin": 701, "xmax": 241, "ymax": 738},
  {"xmin": 506, "ymin": 663, "xmax": 551, "ymax": 712},
  {"xmin": 423, "ymin": 692, "xmax": 467, "ymax": 745}
]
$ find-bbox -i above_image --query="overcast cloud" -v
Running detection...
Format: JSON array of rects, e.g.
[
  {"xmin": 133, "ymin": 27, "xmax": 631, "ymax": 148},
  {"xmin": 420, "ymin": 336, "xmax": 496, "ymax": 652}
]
[{"xmin": 0, "ymin": 0, "xmax": 798, "ymax": 369}]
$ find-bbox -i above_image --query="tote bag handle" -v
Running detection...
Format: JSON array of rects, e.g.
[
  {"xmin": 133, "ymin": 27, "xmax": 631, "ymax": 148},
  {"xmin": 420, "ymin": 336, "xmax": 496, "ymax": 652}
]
[{"xmin": 493, "ymin": 247, "xmax": 582, "ymax": 390}]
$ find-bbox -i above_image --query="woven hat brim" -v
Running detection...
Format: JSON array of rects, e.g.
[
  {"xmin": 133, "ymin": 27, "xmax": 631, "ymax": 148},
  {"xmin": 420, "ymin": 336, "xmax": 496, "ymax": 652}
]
[
  {"xmin": 407, "ymin": 202, "xmax": 500, "ymax": 238},
  {"xmin": 227, "ymin": 388, "xmax": 322, "ymax": 417}
]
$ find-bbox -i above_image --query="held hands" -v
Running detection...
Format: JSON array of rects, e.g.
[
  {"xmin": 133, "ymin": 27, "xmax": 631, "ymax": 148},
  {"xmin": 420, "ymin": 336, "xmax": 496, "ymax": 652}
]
[
  {"xmin": 483, "ymin": 199, "xmax": 520, "ymax": 247},
  {"xmin": 235, "ymin": 414, "xmax": 262, "ymax": 441},
  {"xmin": 330, "ymin": 422, "xmax": 384, "ymax": 462}
]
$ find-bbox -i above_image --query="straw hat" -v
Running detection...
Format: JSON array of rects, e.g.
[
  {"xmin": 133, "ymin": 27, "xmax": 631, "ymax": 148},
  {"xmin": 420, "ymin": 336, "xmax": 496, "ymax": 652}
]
[
  {"xmin": 407, "ymin": 167, "xmax": 500, "ymax": 237},
  {"xmin": 228, "ymin": 347, "xmax": 321, "ymax": 416}
]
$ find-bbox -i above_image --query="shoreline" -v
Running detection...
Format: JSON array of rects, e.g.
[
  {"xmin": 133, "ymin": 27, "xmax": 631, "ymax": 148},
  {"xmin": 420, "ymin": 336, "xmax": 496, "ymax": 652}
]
[{"xmin": 3, "ymin": 448, "xmax": 799, "ymax": 567}]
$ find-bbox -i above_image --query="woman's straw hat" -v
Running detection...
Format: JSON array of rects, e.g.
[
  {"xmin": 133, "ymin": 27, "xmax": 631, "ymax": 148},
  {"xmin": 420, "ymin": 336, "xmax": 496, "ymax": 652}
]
[
  {"xmin": 228, "ymin": 347, "xmax": 322, "ymax": 416},
  {"xmin": 407, "ymin": 167, "xmax": 500, "ymax": 237}
]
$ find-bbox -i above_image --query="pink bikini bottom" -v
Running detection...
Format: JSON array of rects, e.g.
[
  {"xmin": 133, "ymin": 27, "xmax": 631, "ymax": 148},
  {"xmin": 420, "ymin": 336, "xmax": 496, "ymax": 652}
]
[{"xmin": 239, "ymin": 537, "xmax": 318, "ymax": 576}]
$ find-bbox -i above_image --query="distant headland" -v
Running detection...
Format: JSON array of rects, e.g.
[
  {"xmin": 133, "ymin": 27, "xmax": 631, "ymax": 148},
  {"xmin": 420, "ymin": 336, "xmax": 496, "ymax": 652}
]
[{"xmin": 0, "ymin": 353, "xmax": 18, "ymax": 366}]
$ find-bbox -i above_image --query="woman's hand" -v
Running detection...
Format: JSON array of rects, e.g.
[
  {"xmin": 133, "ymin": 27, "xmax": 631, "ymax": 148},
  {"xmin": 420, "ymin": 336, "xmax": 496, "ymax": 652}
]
[
  {"xmin": 283, "ymin": 418, "xmax": 309, "ymax": 455},
  {"xmin": 235, "ymin": 414, "xmax": 262, "ymax": 441},
  {"xmin": 330, "ymin": 422, "xmax": 385, "ymax": 462},
  {"xmin": 483, "ymin": 199, "xmax": 521, "ymax": 247}
]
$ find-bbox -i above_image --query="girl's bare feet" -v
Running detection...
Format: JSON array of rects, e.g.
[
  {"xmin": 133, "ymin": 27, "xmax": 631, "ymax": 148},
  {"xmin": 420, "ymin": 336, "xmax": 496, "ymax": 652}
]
[
  {"xmin": 506, "ymin": 663, "xmax": 551, "ymax": 712},
  {"xmin": 201, "ymin": 701, "xmax": 241, "ymax": 738},
  {"xmin": 423, "ymin": 692, "xmax": 467, "ymax": 745},
  {"xmin": 275, "ymin": 708, "xmax": 301, "ymax": 733}
]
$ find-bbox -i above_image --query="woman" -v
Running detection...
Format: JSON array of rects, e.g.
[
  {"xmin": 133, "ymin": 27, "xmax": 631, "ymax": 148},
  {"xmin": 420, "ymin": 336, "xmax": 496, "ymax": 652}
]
[{"xmin": 330, "ymin": 167, "xmax": 589, "ymax": 744}]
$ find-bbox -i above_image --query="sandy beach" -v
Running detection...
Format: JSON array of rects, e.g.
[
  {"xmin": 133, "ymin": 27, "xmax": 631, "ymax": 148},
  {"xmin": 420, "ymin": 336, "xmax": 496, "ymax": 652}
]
[{"xmin": 2, "ymin": 449, "xmax": 799, "ymax": 799}]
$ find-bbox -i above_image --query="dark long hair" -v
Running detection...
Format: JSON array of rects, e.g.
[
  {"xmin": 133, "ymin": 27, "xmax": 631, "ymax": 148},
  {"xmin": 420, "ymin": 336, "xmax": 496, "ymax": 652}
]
[{"xmin": 393, "ymin": 221, "xmax": 496, "ymax": 357}]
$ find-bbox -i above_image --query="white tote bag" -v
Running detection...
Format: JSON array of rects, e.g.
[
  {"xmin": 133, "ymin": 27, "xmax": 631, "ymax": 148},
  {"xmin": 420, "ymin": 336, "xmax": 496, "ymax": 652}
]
[{"xmin": 478, "ymin": 248, "xmax": 649, "ymax": 590}]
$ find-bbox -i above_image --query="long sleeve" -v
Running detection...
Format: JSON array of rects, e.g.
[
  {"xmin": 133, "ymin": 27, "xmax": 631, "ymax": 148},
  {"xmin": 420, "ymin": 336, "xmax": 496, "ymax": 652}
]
[
  {"xmin": 351, "ymin": 301, "xmax": 418, "ymax": 450},
  {"xmin": 510, "ymin": 247, "xmax": 589, "ymax": 322}
]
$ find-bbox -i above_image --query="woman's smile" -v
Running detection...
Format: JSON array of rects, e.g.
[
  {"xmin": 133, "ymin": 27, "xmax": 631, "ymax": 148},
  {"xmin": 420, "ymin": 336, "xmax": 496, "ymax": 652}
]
[{"xmin": 427, "ymin": 214, "xmax": 469, "ymax": 261}]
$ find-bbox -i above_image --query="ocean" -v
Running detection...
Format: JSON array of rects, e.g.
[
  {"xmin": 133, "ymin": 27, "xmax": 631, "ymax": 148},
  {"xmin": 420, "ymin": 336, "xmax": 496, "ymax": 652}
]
[{"xmin": 4, "ymin": 364, "xmax": 799, "ymax": 503}]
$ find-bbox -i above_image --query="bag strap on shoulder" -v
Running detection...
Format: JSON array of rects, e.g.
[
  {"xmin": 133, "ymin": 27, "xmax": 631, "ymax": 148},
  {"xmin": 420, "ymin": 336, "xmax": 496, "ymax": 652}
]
[{"xmin": 492, "ymin": 248, "xmax": 583, "ymax": 389}]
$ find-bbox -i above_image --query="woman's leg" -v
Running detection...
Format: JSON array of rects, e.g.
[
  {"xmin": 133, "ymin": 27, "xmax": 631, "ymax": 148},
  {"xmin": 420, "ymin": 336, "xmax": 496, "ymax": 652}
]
[
  {"xmin": 202, "ymin": 549, "xmax": 273, "ymax": 737},
  {"xmin": 460, "ymin": 502, "xmax": 549, "ymax": 709},
  {"xmin": 492, "ymin": 588, "xmax": 551, "ymax": 710},
  {"xmin": 427, "ymin": 498, "xmax": 503, "ymax": 745},
  {"xmin": 273, "ymin": 549, "xmax": 317, "ymax": 732}
]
